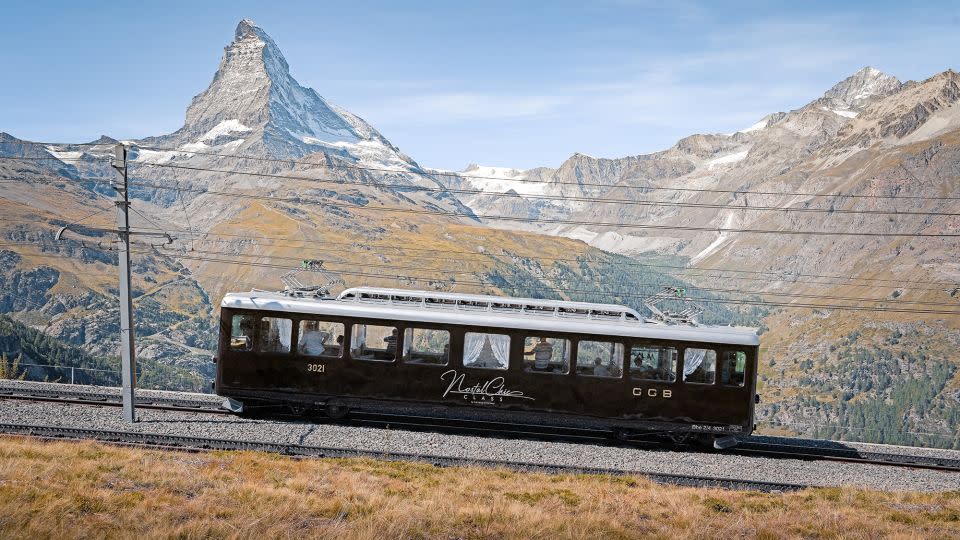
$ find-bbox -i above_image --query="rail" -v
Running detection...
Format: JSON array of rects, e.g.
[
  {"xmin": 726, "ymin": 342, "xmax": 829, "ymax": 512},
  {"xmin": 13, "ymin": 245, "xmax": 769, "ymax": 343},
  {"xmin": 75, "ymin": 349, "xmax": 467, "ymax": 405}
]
[
  {"xmin": 2, "ymin": 381, "xmax": 958, "ymax": 475},
  {"xmin": 0, "ymin": 423, "xmax": 806, "ymax": 493}
]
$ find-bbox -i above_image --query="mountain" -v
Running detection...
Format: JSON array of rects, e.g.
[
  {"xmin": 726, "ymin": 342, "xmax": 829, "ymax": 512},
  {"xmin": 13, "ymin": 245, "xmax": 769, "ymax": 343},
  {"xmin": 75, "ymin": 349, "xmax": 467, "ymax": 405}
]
[
  {"xmin": 0, "ymin": 20, "xmax": 745, "ymax": 391},
  {"xmin": 446, "ymin": 66, "xmax": 908, "ymax": 253},
  {"xmin": 140, "ymin": 19, "xmax": 417, "ymax": 170},
  {"xmin": 440, "ymin": 66, "xmax": 960, "ymax": 447}
]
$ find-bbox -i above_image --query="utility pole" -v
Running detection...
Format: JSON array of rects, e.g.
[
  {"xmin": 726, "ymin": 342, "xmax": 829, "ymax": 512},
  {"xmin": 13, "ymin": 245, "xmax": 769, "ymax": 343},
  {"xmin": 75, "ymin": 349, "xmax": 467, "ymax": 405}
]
[
  {"xmin": 112, "ymin": 144, "xmax": 137, "ymax": 423},
  {"xmin": 55, "ymin": 143, "xmax": 173, "ymax": 423}
]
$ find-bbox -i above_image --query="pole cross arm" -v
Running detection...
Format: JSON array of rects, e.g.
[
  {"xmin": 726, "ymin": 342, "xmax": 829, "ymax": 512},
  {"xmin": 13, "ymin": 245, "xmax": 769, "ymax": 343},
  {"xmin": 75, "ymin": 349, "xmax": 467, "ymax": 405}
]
[{"xmin": 55, "ymin": 225, "xmax": 173, "ymax": 244}]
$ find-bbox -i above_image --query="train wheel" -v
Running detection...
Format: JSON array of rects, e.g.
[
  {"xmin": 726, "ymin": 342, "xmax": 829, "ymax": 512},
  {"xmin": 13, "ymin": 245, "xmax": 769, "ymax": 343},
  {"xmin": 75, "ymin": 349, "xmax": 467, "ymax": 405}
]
[
  {"xmin": 325, "ymin": 399, "xmax": 349, "ymax": 419},
  {"xmin": 288, "ymin": 402, "xmax": 310, "ymax": 416}
]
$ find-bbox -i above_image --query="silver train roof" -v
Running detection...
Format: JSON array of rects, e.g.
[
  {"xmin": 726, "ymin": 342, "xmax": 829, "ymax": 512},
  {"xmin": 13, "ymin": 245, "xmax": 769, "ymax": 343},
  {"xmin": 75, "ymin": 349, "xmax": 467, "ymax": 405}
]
[{"xmin": 221, "ymin": 287, "xmax": 760, "ymax": 347}]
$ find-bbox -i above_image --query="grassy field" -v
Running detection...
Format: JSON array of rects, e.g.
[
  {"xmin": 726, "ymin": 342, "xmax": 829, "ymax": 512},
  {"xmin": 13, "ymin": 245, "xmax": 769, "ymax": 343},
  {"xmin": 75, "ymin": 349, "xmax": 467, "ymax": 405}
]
[{"xmin": 0, "ymin": 437, "xmax": 958, "ymax": 538}]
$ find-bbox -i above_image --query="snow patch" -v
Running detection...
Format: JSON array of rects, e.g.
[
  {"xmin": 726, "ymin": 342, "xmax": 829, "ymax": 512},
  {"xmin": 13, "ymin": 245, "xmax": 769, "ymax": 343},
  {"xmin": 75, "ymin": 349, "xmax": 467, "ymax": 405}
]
[
  {"xmin": 821, "ymin": 107, "xmax": 858, "ymax": 118},
  {"xmin": 198, "ymin": 119, "xmax": 252, "ymax": 142},
  {"xmin": 458, "ymin": 165, "xmax": 544, "ymax": 196},
  {"xmin": 135, "ymin": 149, "xmax": 178, "ymax": 164},
  {"xmin": 689, "ymin": 213, "xmax": 737, "ymax": 264},
  {"xmin": 321, "ymin": 139, "xmax": 414, "ymax": 171},
  {"xmin": 738, "ymin": 118, "xmax": 769, "ymax": 133},
  {"xmin": 558, "ymin": 227, "xmax": 671, "ymax": 255},
  {"xmin": 180, "ymin": 141, "xmax": 210, "ymax": 152},
  {"xmin": 44, "ymin": 148, "xmax": 83, "ymax": 161},
  {"xmin": 705, "ymin": 150, "xmax": 748, "ymax": 170}
]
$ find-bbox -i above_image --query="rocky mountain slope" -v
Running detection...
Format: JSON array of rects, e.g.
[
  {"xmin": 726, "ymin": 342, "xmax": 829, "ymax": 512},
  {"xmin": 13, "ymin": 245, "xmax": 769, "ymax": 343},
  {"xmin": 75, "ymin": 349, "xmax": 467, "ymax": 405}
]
[{"xmin": 441, "ymin": 66, "xmax": 960, "ymax": 447}]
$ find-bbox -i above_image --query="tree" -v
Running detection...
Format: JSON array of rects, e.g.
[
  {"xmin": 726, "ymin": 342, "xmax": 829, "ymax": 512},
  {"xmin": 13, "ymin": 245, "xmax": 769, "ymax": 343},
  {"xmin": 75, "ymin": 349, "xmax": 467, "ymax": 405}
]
[{"xmin": 0, "ymin": 352, "xmax": 26, "ymax": 380}]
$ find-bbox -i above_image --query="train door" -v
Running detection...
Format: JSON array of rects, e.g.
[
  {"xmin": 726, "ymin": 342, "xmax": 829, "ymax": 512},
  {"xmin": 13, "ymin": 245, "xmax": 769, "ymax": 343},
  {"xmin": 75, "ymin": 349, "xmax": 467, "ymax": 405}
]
[{"xmin": 570, "ymin": 338, "xmax": 628, "ymax": 417}]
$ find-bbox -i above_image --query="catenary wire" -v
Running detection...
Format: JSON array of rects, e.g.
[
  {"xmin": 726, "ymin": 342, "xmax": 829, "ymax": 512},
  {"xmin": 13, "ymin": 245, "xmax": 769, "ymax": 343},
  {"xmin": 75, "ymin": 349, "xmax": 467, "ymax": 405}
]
[
  {"xmin": 122, "ymin": 177, "xmax": 960, "ymax": 237},
  {"xmin": 131, "ymin": 144, "xmax": 960, "ymax": 202},
  {"xmin": 131, "ymin": 161, "xmax": 960, "ymax": 212},
  {"xmin": 2, "ymin": 212, "xmax": 957, "ymax": 293}
]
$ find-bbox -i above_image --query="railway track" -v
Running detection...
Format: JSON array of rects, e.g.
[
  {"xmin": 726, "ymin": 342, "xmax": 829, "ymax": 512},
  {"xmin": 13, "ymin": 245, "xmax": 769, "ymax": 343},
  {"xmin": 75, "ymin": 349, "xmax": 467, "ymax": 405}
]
[
  {"xmin": 0, "ymin": 422, "xmax": 806, "ymax": 493},
  {"xmin": 2, "ymin": 384, "xmax": 959, "ymax": 477},
  {"xmin": 0, "ymin": 386, "xmax": 227, "ymax": 415},
  {"xmin": 734, "ymin": 440, "xmax": 960, "ymax": 473},
  {"xmin": 328, "ymin": 410, "xmax": 960, "ymax": 473}
]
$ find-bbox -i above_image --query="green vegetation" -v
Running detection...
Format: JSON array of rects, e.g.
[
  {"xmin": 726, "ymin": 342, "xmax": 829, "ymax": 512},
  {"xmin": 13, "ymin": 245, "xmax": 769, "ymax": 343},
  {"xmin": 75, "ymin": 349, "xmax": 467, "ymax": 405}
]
[
  {"xmin": 765, "ymin": 328, "xmax": 960, "ymax": 449},
  {"xmin": 0, "ymin": 352, "xmax": 26, "ymax": 380},
  {"xmin": 0, "ymin": 314, "xmax": 209, "ymax": 392},
  {"xmin": 483, "ymin": 253, "xmax": 767, "ymax": 327}
]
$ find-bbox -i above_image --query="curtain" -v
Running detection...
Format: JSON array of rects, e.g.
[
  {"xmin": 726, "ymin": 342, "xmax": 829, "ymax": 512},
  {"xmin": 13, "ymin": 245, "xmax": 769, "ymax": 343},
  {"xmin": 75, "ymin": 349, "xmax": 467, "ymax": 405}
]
[
  {"xmin": 351, "ymin": 324, "xmax": 366, "ymax": 352},
  {"xmin": 683, "ymin": 348, "xmax": 706, "ymax": 377},
  {"xmin": 463, "ymin": 333, "xmax": 485, "ymax": 365},
  {"xmin": 489, "ymin": 334, "xmax": 510, "ymax": 367},
  {"xmin": 277, "ymin": 318, "xmax": 292, "ymax": 350}
]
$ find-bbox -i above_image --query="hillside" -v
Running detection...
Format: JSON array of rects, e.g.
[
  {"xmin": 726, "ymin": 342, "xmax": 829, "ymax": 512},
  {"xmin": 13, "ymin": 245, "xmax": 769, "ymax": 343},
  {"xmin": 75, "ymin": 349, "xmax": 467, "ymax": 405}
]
[
  {"xmin": 0, "ymin": 314, "xmax": 204, "ymax": 391},
  {"xmin": 439, "ymin": 67, "xmax": 960, "ymax": 447}
]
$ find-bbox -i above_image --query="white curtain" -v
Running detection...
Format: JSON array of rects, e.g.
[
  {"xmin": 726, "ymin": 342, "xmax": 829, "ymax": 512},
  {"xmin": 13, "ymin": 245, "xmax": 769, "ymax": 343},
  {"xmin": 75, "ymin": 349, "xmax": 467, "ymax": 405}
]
[
  {"xmin": 351, "ymin": 324, "xmax": 366, "ymax": 352},
  {"xmin": 463, "ymin": 333, "xmax": 485, "ymax": 365},
  {"xmin": 489, "ymin": 334, "xmax": 510, "ymax": 367},
  {"xmin": 277, "ymin": 318, "xmax": 292, "ymax": 350},
  {"xmin": 683, "ymin": 348, "xmax": 706, "ymax": 377}
]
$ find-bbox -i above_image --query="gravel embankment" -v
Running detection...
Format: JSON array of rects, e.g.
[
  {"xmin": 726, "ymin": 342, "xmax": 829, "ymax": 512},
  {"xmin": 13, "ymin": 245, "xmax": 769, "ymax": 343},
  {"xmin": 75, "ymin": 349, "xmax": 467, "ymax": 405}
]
[{"xmin": 1, "ymin": 381, "xmax": 958, "ymax": 492}]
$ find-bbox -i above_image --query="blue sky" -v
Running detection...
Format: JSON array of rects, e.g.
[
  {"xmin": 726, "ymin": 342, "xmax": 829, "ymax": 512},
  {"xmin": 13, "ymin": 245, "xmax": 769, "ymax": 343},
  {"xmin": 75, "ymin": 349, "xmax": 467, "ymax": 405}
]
[{"xmin": 2, "ymin": 1, "xmax": 959, "ymax": 170}]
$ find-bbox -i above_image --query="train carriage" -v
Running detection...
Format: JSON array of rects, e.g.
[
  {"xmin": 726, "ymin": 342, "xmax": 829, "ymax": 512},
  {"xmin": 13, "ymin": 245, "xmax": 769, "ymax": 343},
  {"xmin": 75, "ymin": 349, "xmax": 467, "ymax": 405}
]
[{"xmin": 214, "ymin": 287, "xmax": 760, "ymax": 448}]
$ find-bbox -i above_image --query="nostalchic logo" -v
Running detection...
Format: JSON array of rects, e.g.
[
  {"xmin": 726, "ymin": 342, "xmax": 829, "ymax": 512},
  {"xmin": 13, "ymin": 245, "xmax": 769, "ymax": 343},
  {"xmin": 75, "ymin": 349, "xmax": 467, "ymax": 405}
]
[{"xmin": 440, "ymin": 370, "xmax": 534, "ymax": 403}]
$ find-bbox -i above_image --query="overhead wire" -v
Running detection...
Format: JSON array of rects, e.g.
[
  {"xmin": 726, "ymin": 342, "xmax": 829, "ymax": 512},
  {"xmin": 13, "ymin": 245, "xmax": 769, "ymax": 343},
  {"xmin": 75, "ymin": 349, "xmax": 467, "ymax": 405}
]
[
  {"xmin": 132, "ymin": 144, "xmax": 960, "ymax": 202},
  {"xmin": 131, "ymin": 161, "xmax": 960, "ymax": 214},
  {"xmin": 3, "ymin": 206, "xmax": 958, "ymax": 294},
  {"xmin": 123, "ymin": 177, "xmax": 960, "ymax": 237},
  {"xmin": 145, "ymin": 244, "xmax": 960, "ymax": 307}
]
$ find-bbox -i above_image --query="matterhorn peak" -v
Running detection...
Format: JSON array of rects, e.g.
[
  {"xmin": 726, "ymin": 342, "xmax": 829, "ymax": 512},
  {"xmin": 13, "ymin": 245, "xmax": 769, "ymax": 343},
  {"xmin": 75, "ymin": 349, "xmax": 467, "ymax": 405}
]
[
  {"xmin": 823, "ymin": 66, "xmax": 902, "ymax": 109},
  {"xmin": 164, "ymin": 19, "xmax": 412, "ymax": 162},
  {"xmin": 235, "ymin": 18, "xmax": 259, "ymax": 40}
]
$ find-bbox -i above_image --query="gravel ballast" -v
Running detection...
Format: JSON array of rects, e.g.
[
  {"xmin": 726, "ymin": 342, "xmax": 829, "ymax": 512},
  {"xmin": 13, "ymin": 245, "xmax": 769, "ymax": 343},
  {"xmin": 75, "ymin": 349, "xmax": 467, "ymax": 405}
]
[{"xmin": 1, "ymin": 381, "xmax": 958, "ymax": 492}]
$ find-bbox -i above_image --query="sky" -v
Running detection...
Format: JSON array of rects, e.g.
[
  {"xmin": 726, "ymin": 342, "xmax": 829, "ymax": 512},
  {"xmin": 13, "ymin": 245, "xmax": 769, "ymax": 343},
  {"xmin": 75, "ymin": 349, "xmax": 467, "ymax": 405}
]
[{"xmin": 2, "ymin": 1, "xmax": 959, "ymax": 170}]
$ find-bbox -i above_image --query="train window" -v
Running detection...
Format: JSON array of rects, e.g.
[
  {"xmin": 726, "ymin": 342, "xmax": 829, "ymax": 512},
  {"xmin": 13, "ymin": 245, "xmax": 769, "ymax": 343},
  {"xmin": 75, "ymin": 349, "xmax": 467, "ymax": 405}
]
[
  {"xmin": 522, "ymin": 336, "xmax": 570, "ymax": 374},
  {"xmin": 297, "ymin": 320, "xmax": 345, "ymax": 358},
  {"xmin": 229, "ymin": 315, "xmax": 256, "ymax": 351},
  {"xmin": 629, "ymin": 345, "xmax": 677, "ymax": 382},
  {"xmin": 350, "ymin": 324, "xmax": 399, "ymax": 362},
  {"xmin": 683, "ymin": 348, "xmax": 717, "ymax": 385},
  {"xmin": 720, "ymin": 351, "xmax": 747, "ymax": 386},
  {"xmin": 576, "ymin": 340, "xmax": 623, "ymax": 378},
  {"xmin": 259, "ymin": 317, "xmax": 292, "ymax": 354},
  {"xmin": 403, "ymin": 328, "xmax": 450, "ymax": 366},
  {"xmin": 463, "ymin": 332, "xmax": 510, "ymax": 370}
]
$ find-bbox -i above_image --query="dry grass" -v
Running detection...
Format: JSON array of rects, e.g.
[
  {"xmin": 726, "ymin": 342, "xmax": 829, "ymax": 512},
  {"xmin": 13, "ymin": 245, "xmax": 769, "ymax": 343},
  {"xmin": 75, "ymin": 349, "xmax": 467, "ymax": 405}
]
[{"xmin": 0, "ymin": 437, "xmax": 958, "ymax": 539}]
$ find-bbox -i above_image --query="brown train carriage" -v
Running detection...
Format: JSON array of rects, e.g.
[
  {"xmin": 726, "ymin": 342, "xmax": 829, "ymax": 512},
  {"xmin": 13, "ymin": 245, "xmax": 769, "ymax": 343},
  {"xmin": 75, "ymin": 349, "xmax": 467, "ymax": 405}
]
[{"xmin": 215, "ymin": 287, "xmax": 760, "ymax": 448}]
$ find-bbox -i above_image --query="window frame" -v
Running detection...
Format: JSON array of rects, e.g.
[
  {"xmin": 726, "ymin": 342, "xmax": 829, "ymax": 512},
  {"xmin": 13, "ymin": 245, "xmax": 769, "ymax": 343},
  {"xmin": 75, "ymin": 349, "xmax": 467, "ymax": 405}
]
[
  {"xmin": 574, "ymin": 339, "xmax": 625, "ymax": 379},
  {"xmin": 258, "ymin": 315, "xmax": 294, "ymax": 355},
  {"xmin": 462, "ymin": 331, "xmax": 511, "ymax": 371},
  {"xmin": 718, "ymin": 349, "xmax": 748, "ymax": 387},
  {"xmin": 401, "ymin": 326, "xmax": 452, "ymax": 367},
  {"xmin": 349, "ymin": 322, "xmax": 401, "ymax": 363},
  {"xmin": 520, "ymin": 334, "xmax": 572, "ymax": 375},
  {"xmin": 628, "ymin": 341, "xmax": 679, "ymax": 383},
  {"xmin": 295, "ymin": 318, "xmax": 346, "ymax": 360},
  {"xmin": 228, "ymin": 313, "xmax": 259, "ymax": 353},
  {"xmin": 681, "ymin": 346, "xmax": 718, "ymax": 386}
]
